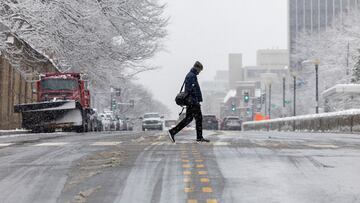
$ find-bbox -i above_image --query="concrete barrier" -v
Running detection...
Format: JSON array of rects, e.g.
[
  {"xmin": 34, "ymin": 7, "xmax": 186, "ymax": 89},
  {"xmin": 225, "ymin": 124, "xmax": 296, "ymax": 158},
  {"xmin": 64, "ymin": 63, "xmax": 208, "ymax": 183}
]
[{"xmin": 242, "ymin": 109, "xmax": 360, "ymax": 133}]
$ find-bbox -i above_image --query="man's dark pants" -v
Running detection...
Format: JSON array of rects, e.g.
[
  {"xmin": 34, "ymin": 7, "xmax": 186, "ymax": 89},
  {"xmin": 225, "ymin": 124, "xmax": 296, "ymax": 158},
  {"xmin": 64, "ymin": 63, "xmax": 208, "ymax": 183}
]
[{"xmin": 169, "ymin": 104, "xmax": 203, "ymax": 139}]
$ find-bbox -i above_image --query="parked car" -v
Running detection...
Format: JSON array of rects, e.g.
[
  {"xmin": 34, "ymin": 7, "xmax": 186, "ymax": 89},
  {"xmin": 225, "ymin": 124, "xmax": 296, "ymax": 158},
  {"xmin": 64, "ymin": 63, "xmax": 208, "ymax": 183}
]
[
  {"xmin": 123, "ymin": 118, "xmax": 134, "ymax": 131},
  {"xmin": 100, "ymin": 113, "xmax": 111, "ymax": 131},
  {"xmin": 202, "ymin": 114, "xmax": 219, "ymax": 130},
  {"xmin": 165, "ymin": 120, "xmax": 177, "ymax": 129},
  {"xmin": 90, "ymin": 109, "xmax": 102, "ymax": 132},
  {"xmin": 221, "ymin": 116, "xmax": 242, "ymax": 130},
  {"xmin": 141, "ymin": 113, "xmax": 164, "ymax": 131}
]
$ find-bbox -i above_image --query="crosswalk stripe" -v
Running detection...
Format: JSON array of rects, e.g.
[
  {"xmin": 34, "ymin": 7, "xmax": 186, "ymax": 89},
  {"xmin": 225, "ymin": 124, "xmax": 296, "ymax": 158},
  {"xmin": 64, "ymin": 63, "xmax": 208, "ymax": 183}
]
[
  {"xmin": 0, "ymin": 143, "xmax": 14, "ymax": 147},
  {"xmin": 213, "ymin": 142, "xmax": 230, "ymax": 146},
  {"xmin": 151, "ymin": 141, "xmax": 166, "ymax": 146},
  {"xmin": 91, "ymin": 141, "xmax": 122, "ymax": 146},
  {"xmin": 34, "ymin": 142, "xmax": 68, "ymax": 146},
  {"xmin": 306, "ymin": 144, "xmax": 338, "ymax": 149}
]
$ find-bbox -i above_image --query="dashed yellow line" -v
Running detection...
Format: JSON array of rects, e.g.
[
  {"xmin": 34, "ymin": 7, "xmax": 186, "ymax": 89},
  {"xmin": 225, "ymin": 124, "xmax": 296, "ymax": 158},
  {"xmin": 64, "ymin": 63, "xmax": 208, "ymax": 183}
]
[
  {"xmin": 184, "ymin": 177, "xmax": 191, "ymax": 183},
  {"xmin": 187, "ymin": 199, "xmax": 198, "ymax": 203},
  {"xmin": 198, "ymin": 171, "xmax": 208, "ymax": 175},
  {"xmin": 183, "ymin": 171, "xmax": 192, "ymax": 175},
  {"xmin": 182, "ymin": 159, "xmax": 190, "ymax": 163},
  {"xmin": 207, "ymin": 199, "xmax": 218, "ymax": 203},
  {"xmin": 195, "ymin": 159, "xmax": 203, "ymax": 163},
  {"xmin": 202, "ymin": 187, "xmax": 213, "ymax": 193},
  {"xmin": 196, "ymin": 164, "xmax": 205, "ymax": 168},
  {"xmin": 182, "ymin": 164, "xmax": 191, "ymax": 168},
  {"xmin": 200, "ymin": 178, "xmax": 210, "ymax": 183},
  {"xmin": 184, "ymin": 187, "xmax": 194, "ymax": 193}
]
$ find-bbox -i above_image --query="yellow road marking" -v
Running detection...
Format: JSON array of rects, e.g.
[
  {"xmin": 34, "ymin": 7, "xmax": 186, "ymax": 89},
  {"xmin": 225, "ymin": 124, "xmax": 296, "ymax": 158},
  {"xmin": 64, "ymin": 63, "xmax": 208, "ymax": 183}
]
[
  {"xmin": 182, "ymin": 164, "xmax": 191, "ymax": 168},
  {"xmin": 187, "ymin": 200, "xmax": 198, "ymax": 203},
  {"xmin": 184, "ymin": 188, "xmax": 194, "ymax": 193},
  {"xmin": 196, "ymin": 164, "xmax": 205, "ymax": 168},
  {"xmin": 184, "ymin": 178, "xmax": 191, "ymax": 183},
  {"xmin": 207, "ymin": 199, "xmax": 218, "ymax": 203},
  {"xmin": 195, "ymin": 159, "xmax": 203, "ymax": 162},
  {"xmin": 198, "ymin": 171, "xmax": 208, "ymax": 175},
  {"xmin": 202, "ymin": 187, "xmax": 213, "ymax": 193},
  {"xmin": 182, "ymin": 159, "xmax": 190, "ymax": 163},
  {"xmin": 200, "ymin": 178, "xmax": 210, "ymax": 183},
  {"xmin": 306, "ymin": 144, "xmax": 339, "ymax": 149},
  {"xmin": 183, "ymin": 171, "xmax": 192, "ymax": 175}
]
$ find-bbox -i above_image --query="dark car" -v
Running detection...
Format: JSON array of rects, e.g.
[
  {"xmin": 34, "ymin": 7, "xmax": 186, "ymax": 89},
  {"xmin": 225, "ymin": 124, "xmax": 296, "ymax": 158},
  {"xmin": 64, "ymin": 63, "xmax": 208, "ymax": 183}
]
[
  {"xmin": 221, "ymin": 116, "xmax": 242, "ymax": 131},
  {"xmin": 202, "ymin": 115, "xmax": 219, "ymax": 130}
]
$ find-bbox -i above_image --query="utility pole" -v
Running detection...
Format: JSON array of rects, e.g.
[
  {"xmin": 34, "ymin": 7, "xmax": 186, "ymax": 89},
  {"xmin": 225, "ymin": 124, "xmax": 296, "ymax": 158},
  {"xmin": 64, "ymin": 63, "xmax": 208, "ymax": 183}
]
[
  {"xmin": 268, "ymin": 83, "xmax": 272, "ymax": 119},
  {"xmin": 315, "ymin": 63, "xmax": 319, "ymax": 114},
  {"xmin": 293, "ymin": 76, "xmax": 296, "ymax": 117},
  {"xmin": 264, "ymin": 87, "xmax": 267, "ymax": 117},
  {"xmin": 346, "ymin": 41, "xmax": 350, "ymax": 76},
  {"xmin": 283, "ymin": 77, "xmax": 286, "ymax": 108}
]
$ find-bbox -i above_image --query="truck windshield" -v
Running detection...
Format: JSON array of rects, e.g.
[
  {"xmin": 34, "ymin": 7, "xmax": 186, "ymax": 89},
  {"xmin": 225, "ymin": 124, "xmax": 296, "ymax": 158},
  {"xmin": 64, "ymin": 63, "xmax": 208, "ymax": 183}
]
[
  {"xmin": 144, "ymin": 113, "xmax": 160, "ymax": 118},
  {"xmin": 41, "ymin": 79, "xmax": 77, "ymax": 90}
]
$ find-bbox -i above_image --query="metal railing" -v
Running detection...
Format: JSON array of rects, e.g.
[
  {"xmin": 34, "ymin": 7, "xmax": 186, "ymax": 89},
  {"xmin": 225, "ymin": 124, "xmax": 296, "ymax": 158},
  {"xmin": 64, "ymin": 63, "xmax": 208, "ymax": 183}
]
[{"xmin": 242, "ymin": 109, "xmax": 360, "ymax": 133}]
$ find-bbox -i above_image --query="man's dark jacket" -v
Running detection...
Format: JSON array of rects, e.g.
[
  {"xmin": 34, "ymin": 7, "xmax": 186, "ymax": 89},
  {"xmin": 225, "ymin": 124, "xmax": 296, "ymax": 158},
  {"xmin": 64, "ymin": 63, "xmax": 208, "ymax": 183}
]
[{"xmin": 185, "ymin": 67, "xmax": 203, "ymax": 105}]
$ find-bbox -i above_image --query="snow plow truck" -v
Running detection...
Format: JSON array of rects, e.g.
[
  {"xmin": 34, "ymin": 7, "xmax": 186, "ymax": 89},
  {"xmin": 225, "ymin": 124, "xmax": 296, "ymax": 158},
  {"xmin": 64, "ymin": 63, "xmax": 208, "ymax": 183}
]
[{"xmin": 14, "ymin": 72, "xmax": 95, "ymax": 133}]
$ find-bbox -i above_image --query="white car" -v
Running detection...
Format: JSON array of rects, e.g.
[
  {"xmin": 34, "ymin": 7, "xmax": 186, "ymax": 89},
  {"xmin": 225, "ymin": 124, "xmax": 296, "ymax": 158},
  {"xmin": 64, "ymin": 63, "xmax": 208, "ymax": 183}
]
[
  {"xmin": 100, "ymin": 113, "xmax": 111, "ymax": 131},
  {"xmin": 141, "ymin": 113, "xmax": 164, "ymax": 131}
]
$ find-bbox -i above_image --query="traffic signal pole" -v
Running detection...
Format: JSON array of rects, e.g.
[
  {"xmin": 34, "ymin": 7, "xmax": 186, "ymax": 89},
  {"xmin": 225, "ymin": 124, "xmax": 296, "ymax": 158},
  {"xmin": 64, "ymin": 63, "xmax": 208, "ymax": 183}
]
[
  {"xmin": 268, "ymin": 84, "xmax": 272, "ymax": 119},
  {"xmin": 315, "ymin": 64, "xmax": 319, "ymax": 114}
]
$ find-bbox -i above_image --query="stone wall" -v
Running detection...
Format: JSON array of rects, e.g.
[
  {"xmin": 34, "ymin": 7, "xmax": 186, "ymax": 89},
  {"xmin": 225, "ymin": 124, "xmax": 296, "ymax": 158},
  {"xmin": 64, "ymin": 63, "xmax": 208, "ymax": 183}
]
[{"xmin": 0, "ymin": 36, "xmax": 57, "ymax": 130}]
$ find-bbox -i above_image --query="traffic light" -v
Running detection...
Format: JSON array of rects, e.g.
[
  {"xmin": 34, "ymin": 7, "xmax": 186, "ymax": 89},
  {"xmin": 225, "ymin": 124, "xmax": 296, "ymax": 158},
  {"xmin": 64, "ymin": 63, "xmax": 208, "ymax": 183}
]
[
  {"xmin": 115, "ymin": 88, "xmax": 121, "ymax": 97},
  {"xmin": 111, "ymin": 98, "xmax": 117, "ymax": 111},
  {"xmin": 246, "ymin": 108, "xmax": 252, "ymax": 116},
  {"xmin": 231, "ymin": 103, "xmax": 236, "ymax": 112},
  {"xmin": 244, "ymin": 92, "xmax": 250, "ymax": 103}
]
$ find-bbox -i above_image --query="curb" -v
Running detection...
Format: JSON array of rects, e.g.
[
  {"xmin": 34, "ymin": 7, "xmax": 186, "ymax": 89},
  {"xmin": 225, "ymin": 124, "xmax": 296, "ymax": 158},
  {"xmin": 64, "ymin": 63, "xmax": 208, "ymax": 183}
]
[{"xmin": 0, "ymin": 130, "xmax": 30, "ymax": 136}]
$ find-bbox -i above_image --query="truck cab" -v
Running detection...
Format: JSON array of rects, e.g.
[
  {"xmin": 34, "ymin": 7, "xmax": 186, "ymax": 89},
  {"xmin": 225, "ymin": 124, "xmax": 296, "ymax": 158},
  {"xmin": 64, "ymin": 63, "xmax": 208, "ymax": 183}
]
[{"xmin": 36, "ymin": 73, "xmax": 90, "ymax": 109}]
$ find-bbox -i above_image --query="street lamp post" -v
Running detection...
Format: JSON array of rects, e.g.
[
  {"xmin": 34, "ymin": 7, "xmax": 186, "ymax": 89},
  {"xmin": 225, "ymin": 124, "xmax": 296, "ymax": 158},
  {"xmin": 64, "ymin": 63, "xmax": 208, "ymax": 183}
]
[
  {"xmin": 283, "ymin": 77, "xmax": 285, "ymax": 108},
  {"xmin": 302, "ymin": 59, "xmax": 320, "ymax": 114},
  {"xmin": 315, "ymin": 63, "xmax": 319, "ymax": 114},
  {"xmin": 268, "ymin": 83, "xmax": 272, "ymax": 119},
  {"xmin": 293, "ymin": 75, "xmax": 296, "ymax": 117},
  {"xmin": 262, "ymin": 73, "xmax": 276, "ymax": 119},
  {"xmin": 264, "ymin": 86, "xmax": 267, "ymax": 117}
]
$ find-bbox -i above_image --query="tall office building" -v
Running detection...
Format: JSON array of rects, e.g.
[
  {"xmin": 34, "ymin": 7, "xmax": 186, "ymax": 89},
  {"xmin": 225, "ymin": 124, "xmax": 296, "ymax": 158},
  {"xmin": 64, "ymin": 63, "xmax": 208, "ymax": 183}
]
[
  {"xmin": 229, "ymin": 53, "xmax": 243, "ymax": 89},
  {"xmin": 288, "ymin": 0, "xmax": 360, "ymax": 65}
]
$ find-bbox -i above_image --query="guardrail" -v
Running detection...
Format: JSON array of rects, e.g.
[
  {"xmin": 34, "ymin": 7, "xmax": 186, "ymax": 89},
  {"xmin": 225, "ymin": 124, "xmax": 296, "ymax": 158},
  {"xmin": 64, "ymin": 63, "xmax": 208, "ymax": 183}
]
[{"xmin": 242, "ymin": 109, "xmax": 360, "ymax": 133}]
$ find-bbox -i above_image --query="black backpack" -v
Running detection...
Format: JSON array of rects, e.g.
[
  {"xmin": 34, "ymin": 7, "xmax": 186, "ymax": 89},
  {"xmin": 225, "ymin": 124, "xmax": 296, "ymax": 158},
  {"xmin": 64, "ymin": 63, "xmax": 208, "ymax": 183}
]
[{"xmin": 175, "ymin": 80, "xmax": 192, "ymax": 107}]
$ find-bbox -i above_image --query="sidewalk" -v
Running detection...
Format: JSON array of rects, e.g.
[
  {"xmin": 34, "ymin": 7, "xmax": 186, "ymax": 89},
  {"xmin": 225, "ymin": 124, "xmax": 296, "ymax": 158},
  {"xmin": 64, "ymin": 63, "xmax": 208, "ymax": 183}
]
[{"xmin": 0, "ymin": 129, "xmax": 29, "ymax": 136}]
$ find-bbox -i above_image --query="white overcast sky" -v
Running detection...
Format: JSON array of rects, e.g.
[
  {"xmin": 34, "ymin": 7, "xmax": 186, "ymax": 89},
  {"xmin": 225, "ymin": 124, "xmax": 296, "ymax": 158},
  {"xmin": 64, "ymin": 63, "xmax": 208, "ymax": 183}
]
[{"xmin": 138, "ymin": 0, "xmax": 288, "ymax": 118}]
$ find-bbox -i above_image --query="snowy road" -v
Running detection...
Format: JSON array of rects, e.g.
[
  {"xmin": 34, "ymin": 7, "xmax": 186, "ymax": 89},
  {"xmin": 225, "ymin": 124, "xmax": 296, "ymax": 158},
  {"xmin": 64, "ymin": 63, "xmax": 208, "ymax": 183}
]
[{"xmin": 0, "ymin": 130, "xmax": 360, "ymax": 202}]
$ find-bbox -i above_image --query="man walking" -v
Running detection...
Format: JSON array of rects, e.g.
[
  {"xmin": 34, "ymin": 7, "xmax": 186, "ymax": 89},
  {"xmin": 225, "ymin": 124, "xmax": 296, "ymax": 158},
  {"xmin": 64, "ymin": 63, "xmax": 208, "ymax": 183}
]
[{"xmin": 167, "ymin": 61, "xmax": 210, "ymax": 143}]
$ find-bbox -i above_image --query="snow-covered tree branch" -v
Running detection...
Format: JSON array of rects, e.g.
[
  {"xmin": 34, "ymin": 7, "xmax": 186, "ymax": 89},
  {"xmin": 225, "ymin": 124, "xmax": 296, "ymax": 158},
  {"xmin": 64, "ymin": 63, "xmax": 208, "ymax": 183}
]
[
  {"xmin": 0, "ymin": 0, "xmax": 168, "ymax": 88},
  {"xmin": 291, "ymin": 9, "xmax": 360, "ymax": 115}
]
